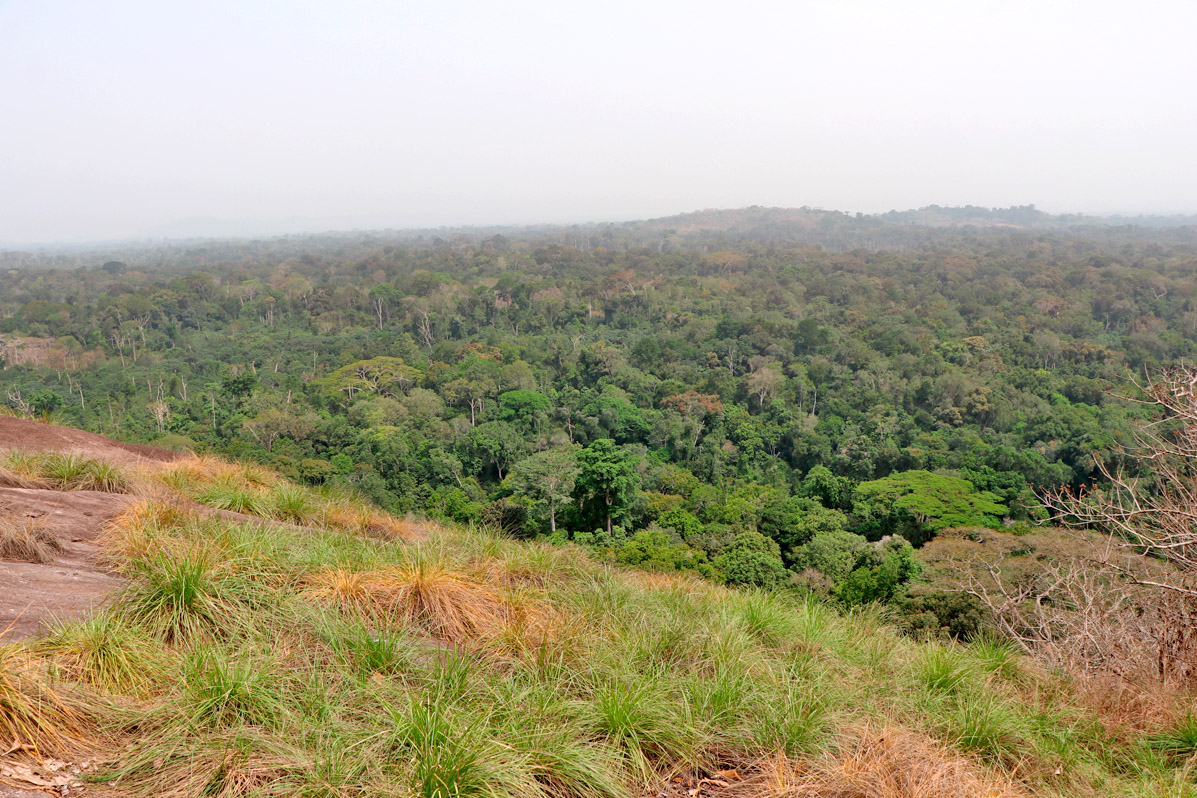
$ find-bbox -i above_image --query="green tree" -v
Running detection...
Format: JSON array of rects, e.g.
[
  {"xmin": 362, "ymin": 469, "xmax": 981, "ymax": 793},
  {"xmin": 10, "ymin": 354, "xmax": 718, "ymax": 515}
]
[
  {"xmin": 504, "ymin": 446, "xmax": 579, "ymax": 534},
  {"xmin": 612, "ymin": 528, "xmax": 718, "ymax": 579},
  {"xmin": 798, "ymin": 465, "xmax": 857, "ymax": 512},
  {"xmin": 758, "ymin": 495, "xmax": 848, "ymax": 559},
  {"xmin": 853, "ymin": 470, "xmax": 1006, "ymax": 544},
  {"xmin": 712, "ymin": 531, "xmax": 788, "ymax": 588},
  {"xmin": 29, "ymin": 389, "xmax": 63, "ymax": 417},
  {"xmin": 791, "ymin": 530, "xmax": 870, "ymax": 584},
  {"xmin": 835, "ymin": 535, "xmax": 921, "ymax": 606},
  {"xmin": 572, "ymin": 438, "xmax": 640, "ymax": 535},
  {"xmin": 464, "ymin": 421, "xmax": 527, "ymax": 481}
]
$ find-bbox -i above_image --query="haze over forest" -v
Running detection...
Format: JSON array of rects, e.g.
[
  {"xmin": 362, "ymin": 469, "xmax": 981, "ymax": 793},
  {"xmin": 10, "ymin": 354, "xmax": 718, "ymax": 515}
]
[
  {"xmin": 8, "ymin": 3, "xmax": 1197, "ymax": 796},
  {"xmin": 3, "ymin": 0, "xmax": 1197, "ymax": 244}
]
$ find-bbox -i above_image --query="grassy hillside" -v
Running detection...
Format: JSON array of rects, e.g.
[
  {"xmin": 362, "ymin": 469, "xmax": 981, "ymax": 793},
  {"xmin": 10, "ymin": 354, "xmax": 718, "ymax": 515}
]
[{"xmin": 1, "ymin": 453, "xmax": 1195, "ymax": 797}]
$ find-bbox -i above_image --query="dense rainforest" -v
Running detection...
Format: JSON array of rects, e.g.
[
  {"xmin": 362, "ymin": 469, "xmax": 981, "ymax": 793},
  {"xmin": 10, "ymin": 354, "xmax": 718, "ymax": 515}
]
[{"xmin": 2, "ymin": 205, "xmax": 1196, "ymax": 622}]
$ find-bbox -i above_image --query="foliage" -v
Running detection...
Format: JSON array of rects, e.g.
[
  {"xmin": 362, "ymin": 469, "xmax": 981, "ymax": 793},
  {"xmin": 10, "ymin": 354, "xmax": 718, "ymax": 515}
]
[
  {"xmin": 3, "ymin": 212, "xmax": 1195, "ymax": 617},
  {"xmin": 712, "ymin": 531, "xmax": 789, "ymax": 588},
  {"xmin": 502, "ymin": 446, "xmax": 579, "ymax": 535},
  {"xmin": 2, "ymin": 444, "xmax": 1194, "ymax": 795},
  {"xmin": 854, "ymin": 471, "xmax": 1006, "ymax": 544},
  {"xmin": 758, "ymin": 495, "xmax": 848, "ymax": 560},
  {"xmin": 571, "ymin": 439, "xmax": 640, "ymax": 535},
  {"xmin": 610, "ymin": 528, "xmax": 720, "ymax": 580}
]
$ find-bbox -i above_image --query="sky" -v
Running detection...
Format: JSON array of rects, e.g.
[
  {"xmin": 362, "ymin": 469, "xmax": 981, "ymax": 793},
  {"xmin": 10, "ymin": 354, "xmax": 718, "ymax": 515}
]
[{"xmin": 2, "ymin": 0, "xmax": 1195, "ymax": 243}]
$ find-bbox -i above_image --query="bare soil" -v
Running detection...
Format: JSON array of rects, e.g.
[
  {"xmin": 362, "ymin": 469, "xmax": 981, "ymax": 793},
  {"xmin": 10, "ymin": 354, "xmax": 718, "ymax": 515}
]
[
  {"xmin": 0, "ymin": 417, "xmax": 413, "ymax": 642},
  {"xmin": 0, "ymin": 416, "xmax": 179, "ymax": 465},
  {"xmin": 0, "ymin": 487, "xmax": 135, "ymax": 639},
  {"xmin": 0, "ymin": 418, "xmax": 179, "ymax": 641},
  {"xmin": 0, "ymin": 486, "xmax": 308, "ymax": 641}
]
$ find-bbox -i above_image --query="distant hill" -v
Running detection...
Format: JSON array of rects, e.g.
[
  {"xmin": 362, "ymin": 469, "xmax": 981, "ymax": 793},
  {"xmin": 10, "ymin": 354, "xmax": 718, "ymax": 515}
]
[{"xmin": 4, "ymin": 204, "xmax": 1197, "ymax": 268}]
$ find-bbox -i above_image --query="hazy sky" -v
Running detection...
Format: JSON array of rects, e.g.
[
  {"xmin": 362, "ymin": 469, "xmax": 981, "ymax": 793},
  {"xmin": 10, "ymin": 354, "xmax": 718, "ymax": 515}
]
[{"xmin": 2, "ymin": 0, "xmax": 1195, "ymax": 243}]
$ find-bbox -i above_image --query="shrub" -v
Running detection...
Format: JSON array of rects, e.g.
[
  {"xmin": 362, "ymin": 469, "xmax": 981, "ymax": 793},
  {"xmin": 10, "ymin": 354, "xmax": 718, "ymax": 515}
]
[
  {"xmin": 611, "ymin": 528, "xmax": 719, "ymax": 579},
  {"xmin": 712, "ymin": 531, "xmax": 789, "ymax": 588}
]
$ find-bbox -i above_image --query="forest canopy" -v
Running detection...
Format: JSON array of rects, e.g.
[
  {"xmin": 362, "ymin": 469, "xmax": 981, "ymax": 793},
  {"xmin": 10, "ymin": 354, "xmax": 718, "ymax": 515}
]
[{"xmin": 1, "ymin": 206, "xmax": 1194, "ymax": 598}]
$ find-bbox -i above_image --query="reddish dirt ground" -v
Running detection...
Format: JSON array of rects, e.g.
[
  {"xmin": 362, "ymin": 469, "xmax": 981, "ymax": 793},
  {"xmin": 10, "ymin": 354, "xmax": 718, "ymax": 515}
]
[
  {"xmin": 0, "ymin": 416, "xmax": 180, "ymax": 465},
  {"xmin": 0, "ymin": 417, "xmax": 180, "ymax": 642},
  {"xmin": 0, "ymin": 487, "xmax": 135, "ymax": 639},
  {"xmin": 0, "ymin": 417, "xmax": 415, "ymax": 643}
]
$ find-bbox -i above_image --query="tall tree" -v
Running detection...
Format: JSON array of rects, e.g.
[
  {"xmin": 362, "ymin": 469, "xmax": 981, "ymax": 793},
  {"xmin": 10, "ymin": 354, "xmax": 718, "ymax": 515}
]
[
  {"xmin": 572, "ymin": 438, "xmax": 640, "ymax": 535},
  {"xmin": 504, "ymin": 445, "xmax": 579, "ymax": 534}
]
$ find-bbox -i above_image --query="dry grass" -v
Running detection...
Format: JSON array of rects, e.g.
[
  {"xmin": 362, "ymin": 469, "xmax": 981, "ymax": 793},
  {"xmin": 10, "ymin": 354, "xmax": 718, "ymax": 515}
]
[
  {"xmin": 304, "ymin": 568, "xmax": 376, "ymax": 614},
  {"xmin": 1071, "ymin": 671, "xmax": 1195, "ymax": 741},
  {"xmin": 486, "ymin": 590, "xmax": 573, "ymax": 663},
  {"xmin": 0, "ymin": 639, "xmax": 89, "ymax": 754},
  {"xmin": 153, "ymin": 456, "xmax": 278, "ymax": 492},
  {"xmin": 0, "ymin": 516, "xmax": 63, "ymax": 563},
  {"xmin": 108, "ymin": 736, "xmax": 316, "ymax": 798},
  {"xmin": 149, "ymin": 457, "xmax": 422, "ymax": 541},
  {"xmin": 306, "ymin": 554, "xmax": 530, "ymax": 644},
  {"xmin": 321, "ymin": 502, "xmax": 424, "ymax": 541},
  {"xmin": 0, "ymin": 450, "xmax": 138, "ymax": 493},
  {"xmin": 0, "ymin": 463, "xmax": 50, "ymax": 489},
  {"xmin": 735, "ymin": 725, "xmax": 1026, "ymax": 798},
  {"xmin": 98, "ymin": 499, "xmax": 202, "ymax": 563}
]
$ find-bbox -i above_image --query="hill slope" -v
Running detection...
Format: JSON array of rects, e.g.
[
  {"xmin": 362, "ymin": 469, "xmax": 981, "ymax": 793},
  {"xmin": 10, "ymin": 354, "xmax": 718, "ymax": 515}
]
[{"xmin": 0, "ymin": 422, "xmax": 1193, "ymax": 796}]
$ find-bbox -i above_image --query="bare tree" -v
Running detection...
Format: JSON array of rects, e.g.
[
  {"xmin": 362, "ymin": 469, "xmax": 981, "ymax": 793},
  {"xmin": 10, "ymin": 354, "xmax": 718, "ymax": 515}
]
[
  {"xmin": 925, "ymin": 529, "xmax": 1197, "ymax": 682},
  {"xmin": 1041, "ymin": 365, "xmax": 1197, "ymax": 598},
  {"xmin": 148, "ymin": 400, "xmax": 170, "ymax": 434},
  {"xmin": 5, "ymin": 389, "xmax": 31, "ymax": 417}
]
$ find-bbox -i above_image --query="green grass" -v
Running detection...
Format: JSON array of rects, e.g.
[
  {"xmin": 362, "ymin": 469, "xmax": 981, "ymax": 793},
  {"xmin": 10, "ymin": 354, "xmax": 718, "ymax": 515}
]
[
  {"xmin": 269, "ymin": 483, "xmax": 320, "ymax": 524},
  {"xmin": 114, "ymin": 547, "xmax": 269, "ymax": 642},
  {"xmin": 10, "ymin": 475, "xmax": 1196, "ymax": 797},
  {"xmin": 196, "ymin": 479, "xmax": 270, "ymax": 516},
  {"xmin": 37, "ymin": 613, "xmax": 166, "ymax": 692},
  {"xmin": 1149, "ymin": 712, "xmax": 1197, "ymax": 764},
  {"xmin": 969, "ymin": 633, "xmax": 1024, "ymax": 681},
  {"xmin": 387, "ymin": 699, "xmax": 493, "ymax": 798},
  {"xmin": 179, "ymin": 651, "xmax": 287, "ymax": 731},
  {"xmin": 0, "ymin": 450, "xmax": 132, "ymax": 492},
  {"xmin": 949, "ymin": 696, "xmax": 1026, "ymax": 764},
  {"xmin": 919, "ymin": 644, "xmax": 975, "ymax": 695}
]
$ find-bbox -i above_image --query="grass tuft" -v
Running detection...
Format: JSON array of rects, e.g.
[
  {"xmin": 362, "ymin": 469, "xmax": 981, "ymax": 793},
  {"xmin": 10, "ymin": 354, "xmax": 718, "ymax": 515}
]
[
  {"xmin": 115, "ymin": 548, "xmax": 261, "ymax": 643},
  {"xmin": 0, "ymin": 515, "xmax": 63, "ymax": 562},
  {"xmin": 197, "ymin": 479, "xmax": 270, "ymax": 516},
  {"xmin": 269, "ymin": 483, "xmax": 319, "ymax": 524},
  {"xmin": 949, "ymin": 698, "xmax": 1025, "ymax": 765},
  {"xmin": 0, "ymin": 462, "xmax": 51, "ymax": 489},
  {"xmin": 0, "ymin": 450, "xmax": 135, "ymax": 492},
  {"xmin": 0, "ymin": 639, "xmax": 88, "ymax": 754},
  {"xmin": 919, "ymin": 645, "xmax": 974, "ymax": 696},
  {"xmin": 1149, "ymin": 711, "xmax": 1197, "ymax": 764},
  {"xmin": 581, "ymin": 679, "xmax": 699, "ymax": 780},
  {"xmin": 306, "ymin": 550, "xmax": 514, "ymax": 643},
  {"xmin": 37, "ymin": 613, "xmax": 167, "ymax": 693},
  {"xmin": 753, "ymin": 724, "xmax": 1027, "ymax": 797},
  {"xmin": 180, "ymin": 652, "xmax": 285, "ymax": 731},
  {"xmin": 387, "ymin": 699, "xmax": 492, "ymax": 798},
  {"xmin": 969, "ymin": 634, "xmax": 1024, "ymax": 681}
]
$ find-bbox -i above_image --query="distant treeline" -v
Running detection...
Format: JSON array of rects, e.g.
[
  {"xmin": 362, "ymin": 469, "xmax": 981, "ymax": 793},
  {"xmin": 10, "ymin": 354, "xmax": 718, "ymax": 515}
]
[{"xmin": 0, "ymin": 208, "xmax": 1193, "ymax": 597}]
